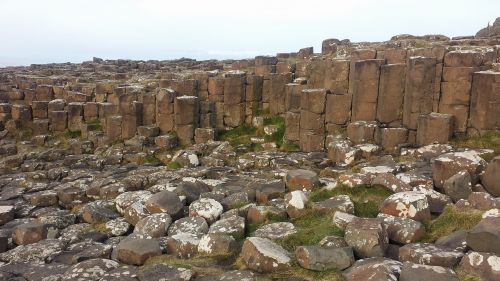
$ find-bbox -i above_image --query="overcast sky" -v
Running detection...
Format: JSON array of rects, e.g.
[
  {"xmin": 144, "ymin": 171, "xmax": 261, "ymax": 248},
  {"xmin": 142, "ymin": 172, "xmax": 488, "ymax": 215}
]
[{"xmin": 0, "ymin": 0, "xmax": 498, "ymax": 66}]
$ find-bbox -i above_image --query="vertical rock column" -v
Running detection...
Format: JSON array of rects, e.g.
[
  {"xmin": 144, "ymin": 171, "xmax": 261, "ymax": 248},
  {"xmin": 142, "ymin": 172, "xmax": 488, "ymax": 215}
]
[
  {"xmin": 174, "ymin": 96, "xmax": 199, "ymax": 145},
  {"xmin": 254, "ymin": 56, "xmax": 277, "ymax": 76},
  {"xmin": 139, "ymin": 93, "xmax": 156, "ymax": 126},
  {"xmin": 402, "ymin": 57, "xmax": 437, "ymax": 132},
  {"xmin": 67, "ymin": 102, "xmax": 84, "ymax": 132},
  {"xmin": 223, "ymin": 72, "xmax": 246, "ymax": 127},
  {"xmin": 439, "ymin": 51, "xmax": 485, "ymax": 133},
  {"xmin": 208, "ymin": 77, "xmax": 224, "ymax": 129},
  {"xmin": 156, "ymin": 88, "xmax": 177, "ymax": 134},
  {"xmin": 269, "ymin": 73, "xmax": 293, "ymax": 115},
  {"xmin": 325, "ymin": 59, "xmax": 350, "ymax": 95},
  {"xmin": 48, "ymin": 99, "xmax": 67, "ymax": 132},
  {"xmin": 245, "ymin": 75, "xmax": 263, "ymax": 124},
  {"xmin": 299, "ymin": 89, "xmax": 328, "ymax": 152},
  {"xmin": 468, "ymin": 71, "xmax": 500, "ymax": 133},
  {"xmin": 350, "ymin": 59, "xmax": 384, "ymax": 122},
  {"xmin": 376, "ymin": 63, "xmax": 407, "ymax": 126}
]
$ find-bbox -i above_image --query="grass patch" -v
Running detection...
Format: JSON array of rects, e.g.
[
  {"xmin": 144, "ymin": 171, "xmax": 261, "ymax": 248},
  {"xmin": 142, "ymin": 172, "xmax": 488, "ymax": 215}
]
[
  {"xmin": 143, "ymin": 154, "xmax": 161, "ymax": 165},
  {"xmin": 246, "ymin": 213, "xmax": 289, "ymax": 236},
  {"xmin": 280, "ymin": 142, "xmax": 301, "ymax": 152},
  {"xmin": 65, "ymin": 130, "xmax": 82, "ymax": 138},
  {"xmin": 450, "ymin": 131, "xmax": 500, "ymax": 155},
  {"xmin": 19, "ymin": 128, "xmax": 33, "ymax": 140},
  {"xmin": 421, "ymin": 205, "xmax": 484, "ymax": 242},
  {"xmin": 310, "ymin": 184, "xmax": 393, "ymax": 218},
  {"xmin": 255, "ymin": 108, "xmax": 270, "ymax": 117},
  {"xmin": 217, "ymin": 124, "xmax": 257, "ymax": 146},
  {"xmin": 86, "ymin": 120, "xmax": 102, "ymax": 131},
  {"xmin": 90, "ymin": 222, "xmax": 110, "ymax": 234},
  {"xmin": 167, "ymin": 161, "xmax": 182, "ymax": 169},
  {"xmin": 263, "ymin": 116, "xmax": 285, "ymax": 148},
  {"xmin": 456, "ymin": 269, "xmax": 485, "ymax": 281},
  {"xmin": 278, "ymin": 210, "xmax": 344, "ymax": 252}
]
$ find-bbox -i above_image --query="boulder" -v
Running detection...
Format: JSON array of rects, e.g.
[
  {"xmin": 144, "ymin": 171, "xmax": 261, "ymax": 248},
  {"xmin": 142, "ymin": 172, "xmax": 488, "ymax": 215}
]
[
  {"xmin": 312, "ymin": 195, "xmax": 354, "ymax": 214},
  {"xmin": 459, "ymin": 251, "xmax": 500, "ymax": 281},
  {"xmin": 145, "ymin": 190, "xmax": 184, "ymax": 218},
  {"xmin": 443, "ymin": 170, "xmax": 472, "ymax": 202},
  {"xmin": 295, "ymin": 246, "xmax": 354, "ymax": 271},
  {"xmin": 466, "ymin": 217, "xmax": 500, "ymax": 255},
  {"xmin": 62, "ymin": 258, "xmax": 119, "ymax": 281},
  {"xmin": 377, "ymin": 213, "xmax": 425, "ymax": 244},
  {"xmin": 208, "ymin": 215, "xmax": 245, "ymax": 239},
  {"xmin": 481, "ymin": 155, "xmax": 500, "ymax": 197},
  {"xmin": 241, "ymin": 237, "xmax": 291, "ymax": 273},
  {"xmin": 137, "ymin": 263, "xmax": 194, "ymax": 281},
  {"xmin": 253, "ymin": 222, "xmax": 297, "ymax": 240},
  {"xmin": 116, "ymin": 238, "xmax": 162, "ymax": 265},
  {"xmin": 380, "ymin": 191, "xmax": 431, "ymax": 221},
  {"xmin": 343, "ymin": 257, "xmax": 402, "ymax": 281},
  {"xmin": 13, "ymin": 222, "xmax": 55, "ymax": 245},
  {"xmin": 133, "ymin": 213, "xmax": 172, "ymax": 238},
  {"xmin": 189, "ymin": 198, "xmax": 223, "ymax": 224},
  {"xmin": 399, "ymin": 262, "xmax": 459, "ymax": 281},
  {"xmin": 432, "ymin": 151, "xmax": 487, "ymax": 189},
  {"xmin": 344, "ymin": 218, "xmax": 389, "ymax": 258},
  {"xmin": 0, "ymin": 205, "xmax": 15, "ymax": 226},
  {"xmin": 198, "ymin": 234, "xmax": 238, "ymax": 255},
  {"xmin": 168, "ymin": 217, "xmax": 209, "ymax": 236},
  {"xmin": 284, "ymin": 190, "xmax": 308, "ymax": 218},
  {"xmin": 166, "ymin": 233, "xmax": 202, "ymax": 259},
  {"xmin": 399, "ymin": 243, "xmax": 464, "ymax": 267},
  {"xmin": 285, "ymin": 169, "xmax": 320, "ymax": 191}
]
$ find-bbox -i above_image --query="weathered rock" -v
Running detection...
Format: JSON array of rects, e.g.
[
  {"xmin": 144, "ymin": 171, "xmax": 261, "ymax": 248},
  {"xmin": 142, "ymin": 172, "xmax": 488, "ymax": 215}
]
[
  {"xmin": 145, "ymin": 190, "xmax": 184, "ymax": 218},
  {"xmin": 166, "ymin": 233, "xmax": 202, "ymax": 259},
  {"xmin": 189, "ymin": 198, "xmax": 223, "ymax": 224},
  {"xmin": 459, "ymin": 251, "xmax": 500, "ymax": 281},
  {"xmin": 81, "ymin": 203, "xmax": 120, "ymax": 224},
  {"xmin": 432, "ymin": 151, "xmax": 487, "ymax": 189},
  {"xmin": 197, "ymin": 234, "xmax": 238, "ymax": 255},
  {"xmin": 443, "ymin": 170, "xmax": 472, "ymax": 202},
  {"xmin": 380, "ymin": 191, "xmax": 431, "ymax": 221},
  {"xmin": 342, "ymin": 257, "xmax": 402, "ymax": 281},
  {"xmin": 13, "ymin": 222, "xmax": 55, "ymax": 245},
  {"xmin": 105, "ymin": 217, "xmax": 132, "ymax": 236},
  {"xmin": 168, "ymin": 216, "xmax": 209, "ymax": 236},
  {"xmin": 116, "ymin": 238, "xmax": 162, "ymax": 265},
  {"xmin": 399, "ymin": 243, "xmax": 464, "ymax": 267},
  {"xmin": 312, "ymin": 195, "xmax": 354, "ymax": 214},
  {"xmin": 285, "ymin": 169, "xmax": 320, "ymax": 191},
  {"xmin": 295, "ymin": 245, "xmax": 354, "ymax": 271},
  {"xmin": 0, "ymin": 239, "xmax": 66, "ymax": 263},
  {"xmin": 0, "ymin": 205, "xmax": 15, "ymax": 226},
  {"xmin": 284, "ymin": 190, "xmax": 308, "ymax": 218},
  {"xmin": 377, "ymin": 213, "xmax": 425, "ymax": 244},
  {"xmin": 137, "ymin": 263, "xmax": 194, "ymax": 281},
  {"xmin": 253, "ymin": 222, "xmax": 297, "ymax": 240},
  {"xmin": 241, "ymin": 237, "xmax": 291, "ymax": 273},
  {"xmin": 466, "ymin": 217, "xmax": 500, "ymax": 255},
  {"xmin": 332, "ymin": 211, "xmax": 356, "ymax": 230},
  {"xmin": 481, "ymin": 155, "xmax": 500, "ymax": 197},
  {"xmin": 208, "ymin": 215, "xmax": 245, "ymax": 239},
  {"xmin": 318, "ymin": 236, "xmax": 349, "ymax": 248},
  {"xmin": 133, "ymin": 213, "xmax": 172, "ymax": 238},
  {"xmin": 468, "ymin": 192, "xmax": 498, "ymax": 210},
  {"xmin": 62, "ymin": 258, "xmax": 119, "ymax": 281},
  {"xmin": 344, "ymin": 218, "xmax": 389, "ymax": 258},
  {"xmin": 435, "ymin": 230, "xmax": 469, "ymax": 252},
  {"xmin": 399, "ymin": 262, "xmax": 459, "ymax": 281}
]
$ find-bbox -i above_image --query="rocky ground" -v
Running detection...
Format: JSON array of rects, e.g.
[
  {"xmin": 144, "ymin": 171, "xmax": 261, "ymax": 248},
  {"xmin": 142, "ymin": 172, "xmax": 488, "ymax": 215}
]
[{"xmin": 0, "ymin": 118, "xmax": 499, "ymax": 281}]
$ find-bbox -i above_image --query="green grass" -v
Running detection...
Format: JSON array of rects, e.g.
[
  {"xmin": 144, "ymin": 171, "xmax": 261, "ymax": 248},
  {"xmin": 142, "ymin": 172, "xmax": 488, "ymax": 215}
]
[
  {"xmin": 167, "ymin": 161, "xmax": 182, "ymax": 169},
  {"xmin": 263, "ymin": 116, "xmax": 285, "ymax": 148},
  {"xmin": 450, "ymin": 131, "xmax": 500, "ymax": 155},
  {"xmin": 456, "ymin": 269, "xmax": 485, "ymax": 281},
  {"xmin": 421, "ymin": 205, "xmax": 484, "ymax": 242},
  {"xmin": 280, "ymin": 142, "xmax": 301, "ymax": 152},
  {"xmin": 246, "ymin": 213, "xmax": 289, "ymax": 236},
  {"xmin": 86, "ymin": 120, "xmax": 102, "ymax": 131},
  {"xmin": 278, "ymin": 210, "xmax": 344, "ymax": 252},
  {"xmin": 65, "ymin": 130, "xmax": 82, "ymax": 138},
  {"xmin": 217, "ymin": 124, "xmax": 257, "ymax": 146},
  {"xmin": 310, "ymin": 184, "xmax": 393, "ymax": 218},
  {"xmin": 255, "ymin": 108, "xmax": 270, "ymax": 117},
  {"xmin": 144, "ymin": 154, "xmax": 161, "ymax": 165}
]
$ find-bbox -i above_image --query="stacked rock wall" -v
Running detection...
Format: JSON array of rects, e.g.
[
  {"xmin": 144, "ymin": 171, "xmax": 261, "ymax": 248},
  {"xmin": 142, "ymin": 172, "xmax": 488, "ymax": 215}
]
[{"xmin": 0, "ymin": 40, "xmax": 499, "ymax": 152}]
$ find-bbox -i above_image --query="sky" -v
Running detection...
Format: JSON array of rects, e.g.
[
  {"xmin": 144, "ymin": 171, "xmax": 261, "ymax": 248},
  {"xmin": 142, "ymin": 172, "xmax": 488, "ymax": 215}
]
[{"xmin": 0, "ymin": 0, "xmax": 498, "ymax": 66}]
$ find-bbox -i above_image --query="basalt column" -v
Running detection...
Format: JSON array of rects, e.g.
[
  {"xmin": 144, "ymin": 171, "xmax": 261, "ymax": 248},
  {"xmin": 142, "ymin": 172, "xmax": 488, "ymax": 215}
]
[
  {"xmin": 223, "ymin": 72, "xmax": 246, "ymax": 127},
  {"xmin": 402, "ymin": 57, "xmax": 437, "ymax": 131},
  {"xmin": 350, "ymin": 59, "xmax": 383, "ymax": 122},
  {"xmin": 299, "ymin": 89, "xmax": 328, "ymax": 152},
  {"xmin": 174, "ymin": 96, "xmax": 199, "ymax": 145}
]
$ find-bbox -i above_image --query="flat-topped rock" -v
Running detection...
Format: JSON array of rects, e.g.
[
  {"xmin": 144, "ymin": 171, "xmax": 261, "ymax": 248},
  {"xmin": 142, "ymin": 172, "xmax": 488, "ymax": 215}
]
[{"xmin": 241, "ymin": 237, "xmax": 291, "ymax": 273}]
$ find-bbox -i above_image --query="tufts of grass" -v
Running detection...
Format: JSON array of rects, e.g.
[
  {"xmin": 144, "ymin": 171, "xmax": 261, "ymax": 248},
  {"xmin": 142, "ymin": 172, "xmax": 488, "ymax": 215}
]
[
  {"xmin": 255, "ymin": 108, "xmax": 270, "ymax": 117},
  {"xmin": 280, "ymin": 142, "xmax": 301, "ymax": 152},
  {"xmin": 143, "ymin": 154, "xmax": 161, "ymax": 165},
  {"xmin": 456, "ymin": 269, "xmax": 485, "ymax": 281},
  {"xmin": 277, "ymin": 210, "xmax": 344, "ymax": 252},
  {"xmin": 19, "ymin": 128, "xmax": 33, "ymax": 140},
  {"xmin": 246, "ymin": 213, "xmax": 289, "ymax": 236},
  {"xmin": 421, "ymin": 205, "xmax": 484, "ymax": 242},
  {"xmin": 309, "ymin": 184, "xmax": 393, "ymax": 218},
  {"xmin": 217, "ymin": 125, "xmax": 257, "ymax": 146},
  {"xmin": 167, "ymin": 161, "xmax": 182, "ymax": 169},
  {"xmin": 263, "ymin": 116, "xmax": 285, "ymax": 148},
  {"xmin": 65, "ymin": 130, "xmax": 82, "ymax": 138},
  {"xmin": 450, "ymin": 131, "xmax": 500, "ymax": 155},
  {"xmin": 90, "ymin": 222, "xmax": 110, "ymax": 234}
]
